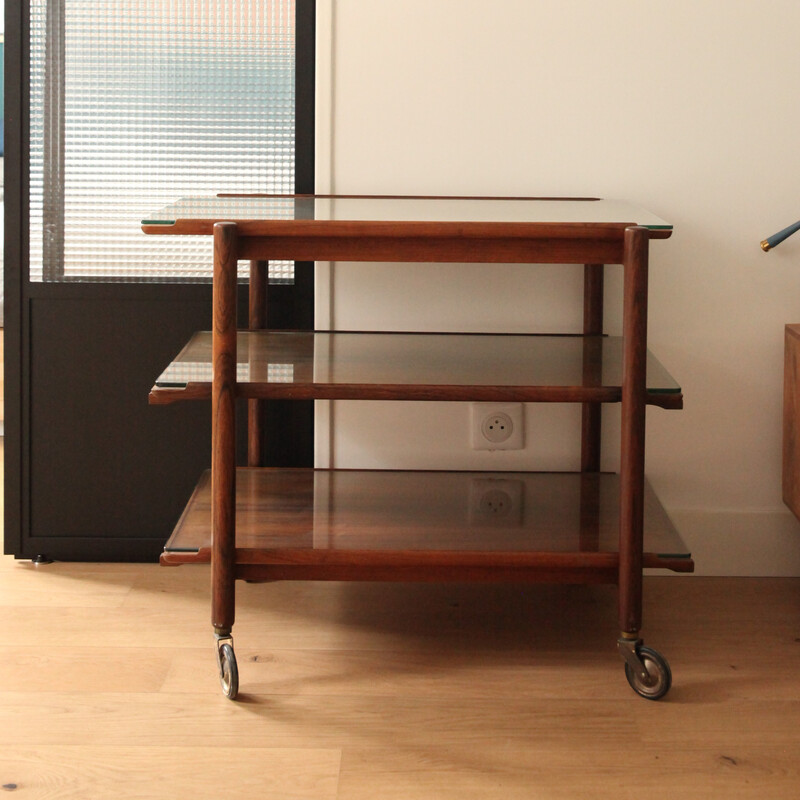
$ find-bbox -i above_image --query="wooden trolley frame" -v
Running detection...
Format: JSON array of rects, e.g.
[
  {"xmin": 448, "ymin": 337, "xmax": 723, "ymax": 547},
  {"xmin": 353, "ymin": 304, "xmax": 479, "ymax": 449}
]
[{"xmin": 143, "ymin": 195, "xmax": 693, "ymax": 700}]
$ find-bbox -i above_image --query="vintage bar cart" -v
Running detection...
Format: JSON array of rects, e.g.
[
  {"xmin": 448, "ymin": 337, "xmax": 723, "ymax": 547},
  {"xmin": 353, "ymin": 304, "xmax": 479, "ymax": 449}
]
[{"xmin": 143, "ymin": 195, "xmax": 693, "ymax": 700}]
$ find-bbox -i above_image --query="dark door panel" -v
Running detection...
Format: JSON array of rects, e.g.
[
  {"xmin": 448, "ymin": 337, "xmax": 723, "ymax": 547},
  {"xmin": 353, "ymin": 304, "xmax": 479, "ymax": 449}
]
[
  {"xmin": 21, "ymin": 290, "xmax": 252, "ymax": 560},
  {"xmin": 28, "ymin": 294, "xmax": 212, "ymax": 545}
]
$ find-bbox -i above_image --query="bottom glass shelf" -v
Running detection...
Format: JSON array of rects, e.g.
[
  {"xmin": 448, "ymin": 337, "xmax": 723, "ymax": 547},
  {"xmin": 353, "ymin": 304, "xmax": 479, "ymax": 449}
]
[{"xmin": 162, "ymin": 469, "xmax": 693, "ymax": 577}]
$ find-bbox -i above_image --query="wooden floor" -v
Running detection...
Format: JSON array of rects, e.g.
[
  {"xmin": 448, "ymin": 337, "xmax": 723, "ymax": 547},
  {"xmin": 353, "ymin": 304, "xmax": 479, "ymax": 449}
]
[{"xmin": 2, "ymin": 448, "xmax": 800, "ymax": 796}]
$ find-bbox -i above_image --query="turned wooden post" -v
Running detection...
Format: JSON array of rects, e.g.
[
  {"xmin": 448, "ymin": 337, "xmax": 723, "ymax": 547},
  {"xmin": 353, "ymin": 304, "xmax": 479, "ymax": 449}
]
[
  {"xmin": 211, "ymin": 222, "xmax": 239, "ymax": 634},
  {"xmin": 618, "ymin": 227, "xmax": 649, "ymax": 636},
  {"xmin": 248, "ymin": 260, "xmax": 268, "ymax": 466},
  {"xmin": 581, "ymin": 263, "xmax": 605, "ymax": 472}
]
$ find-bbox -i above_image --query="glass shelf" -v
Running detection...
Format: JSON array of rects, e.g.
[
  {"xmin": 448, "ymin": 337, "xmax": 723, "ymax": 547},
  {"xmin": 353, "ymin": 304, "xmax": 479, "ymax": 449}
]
[
  {"xmin": 163, "ymin": 469, "xmax": 692, "ymax": 571},
  {"xmin": 142, "ymin": 194, "xmax": 672, "ymax": 231},
  {"xmin": 151, "ymin": 331, "xmax": 681, "ymax": 404}
]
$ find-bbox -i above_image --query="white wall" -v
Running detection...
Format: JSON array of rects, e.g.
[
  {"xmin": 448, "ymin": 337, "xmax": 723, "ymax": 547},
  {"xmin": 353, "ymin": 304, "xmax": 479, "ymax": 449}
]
[{"xmin": 315, "ymin": 0, "xmax": 800, "ymax": 575}]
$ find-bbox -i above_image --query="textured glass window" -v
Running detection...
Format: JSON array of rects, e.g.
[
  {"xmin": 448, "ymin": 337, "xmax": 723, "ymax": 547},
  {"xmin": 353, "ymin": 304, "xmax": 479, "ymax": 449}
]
[{"xmin": 29, "ymin": 0, "xmax": 295, "ymax": 282}]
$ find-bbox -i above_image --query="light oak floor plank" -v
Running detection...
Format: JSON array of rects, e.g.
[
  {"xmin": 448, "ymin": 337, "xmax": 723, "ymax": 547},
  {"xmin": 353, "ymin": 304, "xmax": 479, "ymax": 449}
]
[
  {"xmin": 1, "ymin": 746, "xmax": 341, "ymax": 800},
  {"xmin": 0, "ymin": 647, "xmax": 174, "ymax": 693},
  {"xmin": 336, "ymin": 743, "xmax": 800, "ymax": 800},
  {"xmin": 0, "ymin": 567, "xmax": 133, "ymax": 608}
]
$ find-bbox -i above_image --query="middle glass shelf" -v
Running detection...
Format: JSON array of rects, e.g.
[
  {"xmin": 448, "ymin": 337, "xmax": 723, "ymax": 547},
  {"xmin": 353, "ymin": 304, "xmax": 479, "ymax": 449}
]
[{"xmin": 150, "ymin": 331, "xmax": 682, "ymax": 407}]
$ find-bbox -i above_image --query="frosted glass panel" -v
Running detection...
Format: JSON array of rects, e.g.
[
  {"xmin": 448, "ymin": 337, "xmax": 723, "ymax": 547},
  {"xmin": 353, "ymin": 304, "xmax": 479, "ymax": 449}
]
[{"xmin": 29, "ymin": 0, "xmax": 295, "ymax": 282}]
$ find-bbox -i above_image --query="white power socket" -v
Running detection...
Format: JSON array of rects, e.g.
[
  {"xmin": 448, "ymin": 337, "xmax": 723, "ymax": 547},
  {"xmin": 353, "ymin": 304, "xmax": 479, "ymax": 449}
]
[{"xmin": 471, "ymin": 403, "xmax": 524, "ymax": 450}]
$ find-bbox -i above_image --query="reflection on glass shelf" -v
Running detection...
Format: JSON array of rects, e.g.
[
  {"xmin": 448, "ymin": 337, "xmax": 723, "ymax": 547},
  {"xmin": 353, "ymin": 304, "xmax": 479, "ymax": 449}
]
[
  {"xmin": 143, "ymin": 195, "xmax": 672, "ymax": 230},
  {"xmin": 142, "ymin": 195, "xmax": 303, "ymax": 226},
  {"xmin": 164, "ymin": 469, "xmax": 692, "ymax": 563},
  {"xmin": 154, "ymin": 331, "xmax": 681, "ymax": 395},
  {"xmin": 156, "ymin": 361, "xmax": 294, "ymax": 387}
]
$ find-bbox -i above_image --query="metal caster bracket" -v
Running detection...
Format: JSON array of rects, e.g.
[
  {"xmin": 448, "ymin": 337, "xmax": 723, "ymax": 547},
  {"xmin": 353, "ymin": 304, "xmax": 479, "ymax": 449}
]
[{"xmin": 617, "ymin": 636, "xmax": 649, "ymax": 683}]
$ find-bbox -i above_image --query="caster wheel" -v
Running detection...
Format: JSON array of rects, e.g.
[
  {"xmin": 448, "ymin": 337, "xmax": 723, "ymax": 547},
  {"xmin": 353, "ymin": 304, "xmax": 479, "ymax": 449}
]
[
  {"xmin": 217, "ymin": 642, "xmax": 239, "ymax": 700},
  {"xmin": 624, "ymin": 645, "xmax": 671, "ymax": 701}
]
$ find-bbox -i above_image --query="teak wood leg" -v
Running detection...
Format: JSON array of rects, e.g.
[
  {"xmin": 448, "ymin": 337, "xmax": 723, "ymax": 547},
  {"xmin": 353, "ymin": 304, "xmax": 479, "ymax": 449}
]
[
  {"xmin": 212, "ymin": 222, "xmax": 239, "ymax": 635},
  {"xmin": 618, "ymin": 227, "xmax": 649, "ymax": 636},
  {"xmin": 581, "ymin": 263, "xmax": 604, "ymax": 472},
  {"xmin": 578, "ymin": 472, "xmax": 601, "ymax": 552},
  {"xmin": 248, "ymin": 260, "xmax": 268, "ymax": 467}
]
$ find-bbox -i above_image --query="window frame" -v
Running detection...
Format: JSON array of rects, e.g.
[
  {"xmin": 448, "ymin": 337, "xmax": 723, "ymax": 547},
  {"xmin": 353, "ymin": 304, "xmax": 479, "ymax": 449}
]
[{"xmin": 26, "ymin": 0, "xmax": 315, "ymax": 284}]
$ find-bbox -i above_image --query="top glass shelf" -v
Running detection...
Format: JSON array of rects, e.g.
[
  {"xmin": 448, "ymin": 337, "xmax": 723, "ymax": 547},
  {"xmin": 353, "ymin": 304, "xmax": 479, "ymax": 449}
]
[{"xmin": 142, "ymin": 194, "xmax": 672, "ymax": 231}]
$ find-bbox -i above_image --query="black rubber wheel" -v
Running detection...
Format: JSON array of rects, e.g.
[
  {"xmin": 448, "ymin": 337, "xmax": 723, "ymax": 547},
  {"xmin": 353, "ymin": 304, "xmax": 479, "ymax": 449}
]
[
  {"xmin": 624, "ymin": 645, "xmax": 672, "ymax": 701},
  {"xmin": 218, "ymin": 643, "xmax": 239, "ymax": 700}
]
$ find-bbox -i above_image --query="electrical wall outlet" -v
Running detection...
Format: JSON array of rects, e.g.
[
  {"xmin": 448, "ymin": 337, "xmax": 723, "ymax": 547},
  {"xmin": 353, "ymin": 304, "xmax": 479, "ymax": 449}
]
[
  {"xmin": 469, "ymin": 478, "xmax": 524, "ymax": 526},
  {"xmin": 471, "ymin": 403, "xmax": 524, "ymax": 450}
]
